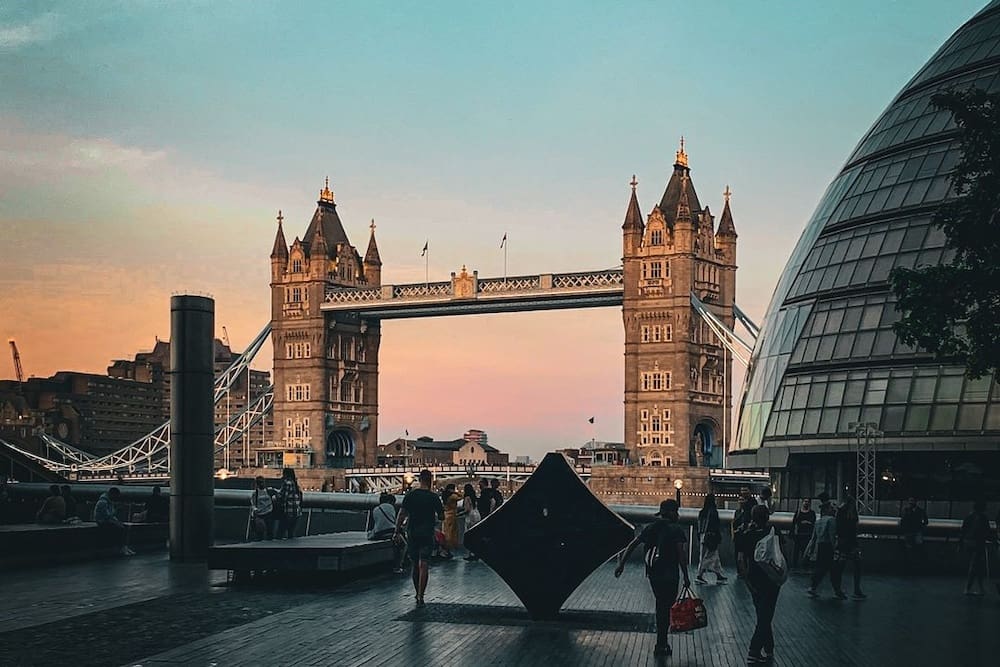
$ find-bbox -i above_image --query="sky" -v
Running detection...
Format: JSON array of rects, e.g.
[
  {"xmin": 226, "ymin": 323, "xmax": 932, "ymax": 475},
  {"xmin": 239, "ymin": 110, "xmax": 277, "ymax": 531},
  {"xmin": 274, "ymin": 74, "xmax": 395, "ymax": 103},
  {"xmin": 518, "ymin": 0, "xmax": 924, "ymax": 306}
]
[{"xmin": 0, "ymin": 0, "xmax": 988, "ymax": 460}]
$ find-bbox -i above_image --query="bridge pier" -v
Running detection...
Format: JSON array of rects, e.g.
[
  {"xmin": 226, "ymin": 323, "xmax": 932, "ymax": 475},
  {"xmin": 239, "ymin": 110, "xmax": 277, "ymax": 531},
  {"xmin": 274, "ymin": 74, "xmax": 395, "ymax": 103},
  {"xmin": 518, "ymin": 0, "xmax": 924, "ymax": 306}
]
[{"xmin": 169, "ymin": 295, "xmax": 215, "ymax": 561}]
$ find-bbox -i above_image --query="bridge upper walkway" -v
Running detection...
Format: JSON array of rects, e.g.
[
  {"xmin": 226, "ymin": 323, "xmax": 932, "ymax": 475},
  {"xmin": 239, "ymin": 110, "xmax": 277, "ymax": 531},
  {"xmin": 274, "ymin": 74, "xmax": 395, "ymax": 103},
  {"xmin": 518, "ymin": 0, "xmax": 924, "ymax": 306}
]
[{"xmin": 1, "ymin": 544, "xmax": 997, "ymax": 666}]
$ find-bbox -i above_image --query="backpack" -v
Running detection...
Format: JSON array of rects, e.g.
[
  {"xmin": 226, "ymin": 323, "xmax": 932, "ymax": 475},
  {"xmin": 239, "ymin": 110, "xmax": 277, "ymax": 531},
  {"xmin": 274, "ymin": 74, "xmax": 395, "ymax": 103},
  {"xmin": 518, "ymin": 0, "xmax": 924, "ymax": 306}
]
[{"xmin": 753, "ymin": 527, "xmax": 788, "ymax": 586}]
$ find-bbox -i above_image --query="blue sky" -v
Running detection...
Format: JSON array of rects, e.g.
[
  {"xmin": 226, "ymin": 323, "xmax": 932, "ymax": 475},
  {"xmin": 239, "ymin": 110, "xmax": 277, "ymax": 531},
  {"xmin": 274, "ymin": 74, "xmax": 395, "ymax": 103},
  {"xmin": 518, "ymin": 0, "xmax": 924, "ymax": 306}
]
[{"xmin": 0, "ymin": 0, "xmax": 987, "ymax": 458}]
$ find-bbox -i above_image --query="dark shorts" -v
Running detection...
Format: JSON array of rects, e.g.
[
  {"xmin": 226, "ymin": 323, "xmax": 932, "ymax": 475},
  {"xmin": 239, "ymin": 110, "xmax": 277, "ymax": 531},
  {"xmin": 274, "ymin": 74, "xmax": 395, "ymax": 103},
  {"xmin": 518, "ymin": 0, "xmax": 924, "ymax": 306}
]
[{"xmin": 407, "ymin": 534, "xmax": 435, "ymax": 562}]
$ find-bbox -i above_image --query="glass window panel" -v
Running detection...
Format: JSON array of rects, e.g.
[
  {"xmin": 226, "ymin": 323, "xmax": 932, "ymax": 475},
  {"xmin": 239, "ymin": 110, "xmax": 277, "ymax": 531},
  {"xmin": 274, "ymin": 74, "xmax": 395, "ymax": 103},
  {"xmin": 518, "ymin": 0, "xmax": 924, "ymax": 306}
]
[
  {"xmin": 854, "ymin": 331, "xmax": 875, "ymax": 357},
  {"xmin": 845, "ymin": 237, "xmax": 866, "ymax": 261},
  {"xmin": 810, "ymin": 311, "xmax": 829, "ymax": 336},
  {"xmin": 787, "ymin": 410, "xmax": 805, "ymax": 435},
  {"xmin": 807, "ymin": 383, "xmax": 826, "ymax": 408},
  {"xmin": 904, "ymin": 405, "xmax": 931, "ymax": 431},
  {"xmin": 900, "ymin": 226, "xmax": 927, "ymax": 251},
  {"xmin": 843, "ymin": 307, "xmax": 863, "ymax": 331},
  {"xmin": 985, "ymin": 405, "xmax": 1000, "ymax": 431},
  {"xmin": 778, "ymin": 386, "xmax": 794, "ymax": 411},
  {"xmin": 851, "ymin": 258, "xmax": 875, "ymax": 284},
  {"xmin": 887, "ymin": 376, "xmax": 912, "ymax": 403},
  {"xmin": 818, "ymin": 268, "xmax": 839, "ymax": 291},
  {"xmin": 868, "ymin": 188, "xmax": 892, "ymax": 214},
  {"xmin": 844, "ymin": 380, "xmax": 866, "ymax": 405},
  {"xmin": 861, "ymin": 406, "xmax": 882, "ymax": 425},
  {"xmin": 917, "ymin": 249, "xmax": 943, "ymax": 267},
  {"xmin": 824, "ymin": 309, "xmax": 845, "ymax": 334},
  {"xmin": 962, "ymin": 376, "xmax": 992, "ymax": 402},
  {"xmin": 865, "ymin": 378, "xmax": 888, "ymax": 405},
  {"xmin": 882, "ymin": 405, "xmax": 906, "ymax": 432},
  {"xmin": 792, "ymin": 384, "xmax": 810, "ymax": 410},
  {"xmin": 925, "ymin": 177, "xmax": 951, "ymax": 202},
  {"xmin": 917, "ymin": 151, "xmax": 945, "ymax": 178},
  {"xmin": 803, "ymin": 409, "xmax": 822, "ymax": 434},
  {"xmin": 861, "ymin": 233, "xmax": 885, "ymax": 258},
  {"xmin": 816, "ymin": 336, "xmax": 836, "ymax": 361},
  {"xmin": 825, "ymin": 381, "xmax": 846, "ymax": 406},
  {"xmin": 839, "ymin": 407, "xmax": 861, "ymax": 433},
  {"xmin": 872, "ymin": 330, "xmax": 896, "ymax": 356},
  {"xmin": 833, "ymin": 264, "xmax": 854, "ymax": 288},
  {"xmin": 880, "ymin": 302, "xmax": 902, "ymax": 326},
  {"xmin": 829, "ymin": 241, "xmax": 849, "ymax": 265},
  {"xmin": 957, "ymin": 404, "xmax": 986, "ymax": 431},
  {"xmin": 833, "ymin": 334, "xmax": 856, "ymax": 359},
  {"xmin": 893, "ymin": 252, "xmax": 918, "ymax": 270},
  {"xmin": 910, "ymin": 376, "xmax": 937, "ymax": 402},
  {"xmin": 802, "ymin": 337, "xmax": 821, "ymax": 363},
  {"xmin": 860, "ymin": 305, "xmax": 882, "ymax": 329},
  {"xmin": 817, "ymin": 244, "xmax": 836, "ymax": 266},
  {"xmin": 902, "ymin": 179, "xmax": 933, "ymax": 206},
  {"xmin": 937, "ymin": 374, "xmax": 963, "ymax": 402},
  {"xmin": 870, "ymin": 256, "xmax": 894, "ymax": 283},
  {"xmin": 819, "ymin": 408, "xmax": 840, "ymax": 434},
  {"xmin": 930, "ymin": 404, "xmax": 958, "ymax": 431},
  {"xmin": 880, "ymin": 229, "xmax": 905, "ymax": 255}
]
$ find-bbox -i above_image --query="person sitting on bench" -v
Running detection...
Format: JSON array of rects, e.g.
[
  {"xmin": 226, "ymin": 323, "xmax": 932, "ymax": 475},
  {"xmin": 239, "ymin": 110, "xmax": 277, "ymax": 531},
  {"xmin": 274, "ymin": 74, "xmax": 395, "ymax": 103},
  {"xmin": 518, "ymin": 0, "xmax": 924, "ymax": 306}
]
[
  {"xmin": 36, "ymin": 485, "xmax": 66, "ymax": 524},
  {"xmin": 95, "ymin": 487, "xmax": 134, "ymax": 556}
]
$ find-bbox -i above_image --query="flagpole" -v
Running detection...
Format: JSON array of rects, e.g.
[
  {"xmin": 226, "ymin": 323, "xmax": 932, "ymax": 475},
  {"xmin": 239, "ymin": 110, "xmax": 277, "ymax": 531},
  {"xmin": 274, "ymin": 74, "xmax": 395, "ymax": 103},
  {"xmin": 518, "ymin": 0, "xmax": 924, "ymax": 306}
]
[{"xmin": 504, "ymin": 237, "xmax": 508, "ymax": 284}]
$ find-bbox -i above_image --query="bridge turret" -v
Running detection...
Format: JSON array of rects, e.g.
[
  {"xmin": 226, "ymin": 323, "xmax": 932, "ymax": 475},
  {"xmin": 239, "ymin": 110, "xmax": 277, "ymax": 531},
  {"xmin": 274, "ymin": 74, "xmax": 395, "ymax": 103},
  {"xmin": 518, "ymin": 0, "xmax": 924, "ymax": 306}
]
[
  {"xmin": 270, "ymin": 210, "xmax": 289, "ymax": 282},
  {"xmin": 715, "ymin": 185, "xmax": 737, "ymax": 265},
  {"xmin": 622, "ymin": 175, "xmax": 644, "ymax": 258},
  {"xmin": 364, "ymin": 219, "xmax": 382, "ymax": 287}
]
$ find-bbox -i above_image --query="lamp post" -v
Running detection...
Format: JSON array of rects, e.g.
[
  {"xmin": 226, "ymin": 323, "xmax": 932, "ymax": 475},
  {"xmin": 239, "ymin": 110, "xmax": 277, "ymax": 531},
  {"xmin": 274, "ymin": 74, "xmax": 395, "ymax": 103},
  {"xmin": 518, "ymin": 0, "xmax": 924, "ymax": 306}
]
[{"xmin": 674, "ymin": 478, "xmax": 683, "ymax": 506}]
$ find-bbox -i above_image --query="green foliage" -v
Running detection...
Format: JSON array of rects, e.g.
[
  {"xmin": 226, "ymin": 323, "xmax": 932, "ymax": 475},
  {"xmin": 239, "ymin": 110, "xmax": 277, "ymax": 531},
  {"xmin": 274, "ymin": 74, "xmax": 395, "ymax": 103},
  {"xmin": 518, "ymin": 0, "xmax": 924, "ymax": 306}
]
[{"xmin": 890, "ymin": 88, "xmax": 1000, "ymax": 378}]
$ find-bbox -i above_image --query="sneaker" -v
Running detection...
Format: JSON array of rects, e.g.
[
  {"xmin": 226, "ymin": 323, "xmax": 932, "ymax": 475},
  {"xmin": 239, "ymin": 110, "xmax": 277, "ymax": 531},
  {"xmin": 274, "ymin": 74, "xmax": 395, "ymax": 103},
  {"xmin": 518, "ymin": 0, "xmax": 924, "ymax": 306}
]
[
  {"xmin": 852, "ymin": 591, "xmax": 867, "ymax": 600},
  {"xmin": 747, "ymin": 653, "xmax": 766, "ymax": 664},
  {"xmin": 652, "ymin": 644, "xmax": 672, "ymax": 657},
  {"xmin": 807, "ymin": 588, "xmax": 818, "ymax": 598},
  {"xmin": 393, "ymin": 568, "xmax": 404, "ymax": 574},
  {"xmin": 415, "ymin": 596, "xmax": 425, "ymax": 606},
  {"xmin": 834, "ymin": 590, "xmax": 848, "ymax": 600},
  {"xmin": 717, "ymin": 575, "xmax": 729, "ymax": 583},
  {"xmin": 695, "ymin": 576, "xmax": 708, "ymax": 585}
]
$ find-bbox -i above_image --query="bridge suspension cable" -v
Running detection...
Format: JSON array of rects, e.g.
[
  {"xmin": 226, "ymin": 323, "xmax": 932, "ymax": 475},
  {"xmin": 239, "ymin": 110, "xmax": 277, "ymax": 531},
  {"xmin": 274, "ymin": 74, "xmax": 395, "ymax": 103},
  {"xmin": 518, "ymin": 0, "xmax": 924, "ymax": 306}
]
[
  {"xmin": 733, "ymin": 303, "xmax": 760, "ymax": 340},
  {"xmin": 690, "ymin": 292, "xmax": 753, "ymax": 367},
  {"xmin": 0, "ymin": 323, "xmax": 272, "ymax": 476}
]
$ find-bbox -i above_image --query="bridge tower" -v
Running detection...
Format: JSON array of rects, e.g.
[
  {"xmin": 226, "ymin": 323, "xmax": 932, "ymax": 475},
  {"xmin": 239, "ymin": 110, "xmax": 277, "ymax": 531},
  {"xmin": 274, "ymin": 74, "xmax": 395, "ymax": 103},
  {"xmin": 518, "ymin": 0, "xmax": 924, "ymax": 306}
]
[
  {"xmin": 622, "ymin": 140, "xmax": 737, "ymax": 468},
  {"xmin": 269, "ymin": 180, "xmax": 381, "ymax": 472}
]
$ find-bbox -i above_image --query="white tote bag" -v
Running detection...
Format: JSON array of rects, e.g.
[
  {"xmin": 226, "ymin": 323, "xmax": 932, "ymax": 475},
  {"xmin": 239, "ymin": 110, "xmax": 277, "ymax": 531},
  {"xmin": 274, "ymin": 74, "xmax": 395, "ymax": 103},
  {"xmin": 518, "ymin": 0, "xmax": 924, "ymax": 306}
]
[{"xmin": 753, "ymin": 527, "xmax": 788, "ymax": 586}]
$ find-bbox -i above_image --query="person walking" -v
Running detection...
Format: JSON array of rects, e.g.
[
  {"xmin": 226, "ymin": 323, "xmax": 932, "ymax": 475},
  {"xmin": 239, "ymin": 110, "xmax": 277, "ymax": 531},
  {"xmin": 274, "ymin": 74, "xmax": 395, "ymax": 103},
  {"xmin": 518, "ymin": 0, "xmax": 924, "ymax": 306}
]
[
  {"xmin": 459, "ymin": 483, "xmax": 480, "ymax": 560},
  {"xmin": 832, "ymin": 497, "xmax": 866, "ymax": 599},
  {"xmin": 250, "ymin": 476, "xmax": 274, "ymax": 541},
  {"xmin": 615, "ymin": 499, "xmax": 691, "ymax": 659},
  {"xmin": 961, "ymin": 500, "xmax": 992, "ymax": 596},
  {"xmin": 791, "ymin": 499, "xmax": 816, "ymax": 570},
  {"xmin": 900, "ymin": 497, "xmax": 928, "ymax": 574},
  {"xmin": 695, "ymin": 493, "xmax": 727, "ymax": 584},
  {"xmin": 394, "ymin": 469, "xmax": 444, "ymax": 606},
  {"xmin": 735, "ymin": 505, "xmax": 783, "ymax": 664},
  {"xmin": 805, "ymin": 503, "xmax": 839, "ymax": 598},
  {"xmin": 733, "ymin": 487, "xmax": 758, "ymax": 577},
  {"xmin": 275, "ymin": 468, "xmax": 303, "ymax": 539},
  {"xmin": 441, "ymin": 483, "xmax": 460, "ymax": 557}
]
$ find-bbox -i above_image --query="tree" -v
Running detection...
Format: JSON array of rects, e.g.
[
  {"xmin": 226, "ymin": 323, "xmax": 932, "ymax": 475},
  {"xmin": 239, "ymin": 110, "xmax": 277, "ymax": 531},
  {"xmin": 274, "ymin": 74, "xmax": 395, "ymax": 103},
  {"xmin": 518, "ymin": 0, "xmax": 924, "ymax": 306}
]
[{"xmin": 890, "ymin": 87, "xmax": 1000, "ymax": 377}]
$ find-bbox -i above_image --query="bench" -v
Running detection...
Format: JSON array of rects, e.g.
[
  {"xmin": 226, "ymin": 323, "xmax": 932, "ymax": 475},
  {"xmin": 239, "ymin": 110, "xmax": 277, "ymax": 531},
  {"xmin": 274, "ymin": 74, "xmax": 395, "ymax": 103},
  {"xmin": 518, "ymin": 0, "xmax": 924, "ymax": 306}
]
[
  {"xmin": 0, "ymin": 521, "xmax": 169, "ymax": 568},
  {"xmin": 207, "ymin": 531, "xmax": 395, "ymax": 581}
]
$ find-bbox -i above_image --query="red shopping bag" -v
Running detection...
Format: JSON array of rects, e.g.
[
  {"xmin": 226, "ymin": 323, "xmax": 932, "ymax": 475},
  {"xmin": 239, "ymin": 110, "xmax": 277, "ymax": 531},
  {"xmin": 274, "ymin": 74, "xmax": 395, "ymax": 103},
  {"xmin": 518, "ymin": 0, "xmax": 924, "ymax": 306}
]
[{"xmin": 669, "ymin": 586, "xmax": 708, "ymax": 632}]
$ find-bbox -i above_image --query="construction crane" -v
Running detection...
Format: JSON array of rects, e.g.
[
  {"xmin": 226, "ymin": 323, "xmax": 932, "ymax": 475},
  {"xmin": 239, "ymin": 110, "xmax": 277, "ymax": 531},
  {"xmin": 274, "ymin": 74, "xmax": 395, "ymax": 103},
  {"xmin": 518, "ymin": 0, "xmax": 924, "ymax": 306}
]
[
  {"xmin": 221, "ymin": 326, "xmax": 231, "ymax": 348},
  {"xmin": 8, "ymin": 339, "xmax": 24, "ymax": 385}
]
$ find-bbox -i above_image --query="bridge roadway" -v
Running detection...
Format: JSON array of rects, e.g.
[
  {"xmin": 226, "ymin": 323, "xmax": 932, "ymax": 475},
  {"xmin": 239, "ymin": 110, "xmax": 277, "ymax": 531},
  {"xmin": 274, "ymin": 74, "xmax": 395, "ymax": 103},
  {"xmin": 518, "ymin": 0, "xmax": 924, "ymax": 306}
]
[{"xmin": 0, "ymin": 547, "xmax": 997, "ymax": 666}]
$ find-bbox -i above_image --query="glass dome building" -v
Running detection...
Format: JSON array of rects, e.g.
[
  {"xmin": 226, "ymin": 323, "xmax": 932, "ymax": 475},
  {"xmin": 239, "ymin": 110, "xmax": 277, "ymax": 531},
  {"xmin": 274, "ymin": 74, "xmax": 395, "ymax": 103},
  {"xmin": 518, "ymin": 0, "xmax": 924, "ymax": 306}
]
[{"xmin": 730, "ymin": 1, "xmax": 1000, "ymax": 503}]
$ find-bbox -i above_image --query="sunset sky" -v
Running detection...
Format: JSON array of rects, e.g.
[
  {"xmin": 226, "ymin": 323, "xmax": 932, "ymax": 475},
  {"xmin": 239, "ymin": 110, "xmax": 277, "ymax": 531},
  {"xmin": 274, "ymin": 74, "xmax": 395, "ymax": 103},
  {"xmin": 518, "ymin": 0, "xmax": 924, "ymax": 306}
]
[{"xmin": 0, "ymin": 1, "xmax": 985, "ymax": 459}]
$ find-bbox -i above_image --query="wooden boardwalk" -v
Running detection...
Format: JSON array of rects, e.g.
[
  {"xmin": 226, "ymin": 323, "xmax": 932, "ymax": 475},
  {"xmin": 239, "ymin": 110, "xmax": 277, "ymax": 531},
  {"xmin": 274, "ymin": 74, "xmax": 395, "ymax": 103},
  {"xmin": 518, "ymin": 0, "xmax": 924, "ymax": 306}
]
[{"xmin": 0, "ymin": 549, "xmax": 997, "ymax": 666}]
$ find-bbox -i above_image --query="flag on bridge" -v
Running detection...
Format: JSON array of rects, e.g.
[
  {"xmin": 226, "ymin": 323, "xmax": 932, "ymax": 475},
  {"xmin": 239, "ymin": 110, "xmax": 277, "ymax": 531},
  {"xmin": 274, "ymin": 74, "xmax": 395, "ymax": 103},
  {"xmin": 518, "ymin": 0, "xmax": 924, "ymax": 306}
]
[
  {"xmin": 500, "ymin": 232, "xmax": 507, "ymax": 248},
  {"xmin": 588, "ymin": 417, "xmax": 595, "ymax": 424},
  {"xmin": 421, "ymin": 241, "xmax": 428, "ymax": 257}
]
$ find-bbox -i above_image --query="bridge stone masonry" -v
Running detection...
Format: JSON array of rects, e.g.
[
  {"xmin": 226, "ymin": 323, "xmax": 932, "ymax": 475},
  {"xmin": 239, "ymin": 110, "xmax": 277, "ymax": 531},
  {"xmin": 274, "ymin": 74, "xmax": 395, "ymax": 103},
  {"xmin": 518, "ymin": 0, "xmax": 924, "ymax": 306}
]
[{"xmin": 267, "ymin": 140, "xmax": 743, "ymax": 494}]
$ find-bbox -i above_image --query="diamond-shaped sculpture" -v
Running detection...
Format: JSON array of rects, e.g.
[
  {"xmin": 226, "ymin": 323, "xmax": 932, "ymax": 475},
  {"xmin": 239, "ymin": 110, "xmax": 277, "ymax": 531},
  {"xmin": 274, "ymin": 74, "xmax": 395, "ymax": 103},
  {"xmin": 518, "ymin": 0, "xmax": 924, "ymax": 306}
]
[{"xmin": 464, "ymin": 452, "xmax": 635, "ymax": 620}]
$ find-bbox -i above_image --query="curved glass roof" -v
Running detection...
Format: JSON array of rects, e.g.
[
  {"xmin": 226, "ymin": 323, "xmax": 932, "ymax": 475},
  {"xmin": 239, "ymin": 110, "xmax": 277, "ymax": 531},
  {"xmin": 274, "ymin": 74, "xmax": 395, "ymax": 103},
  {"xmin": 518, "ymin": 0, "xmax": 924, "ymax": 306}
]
[{"xmin": 734, "ymin": 1, "xmax": 1000, "ymax": 453}]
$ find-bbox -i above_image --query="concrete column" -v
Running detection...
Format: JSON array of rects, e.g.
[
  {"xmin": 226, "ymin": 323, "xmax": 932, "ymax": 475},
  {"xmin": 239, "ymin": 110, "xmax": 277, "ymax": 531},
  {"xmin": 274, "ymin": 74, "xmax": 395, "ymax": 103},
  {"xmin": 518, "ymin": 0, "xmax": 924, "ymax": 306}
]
[{"xmin": 169, "ymin": 295, "xmax": 215, "ymax": 561}]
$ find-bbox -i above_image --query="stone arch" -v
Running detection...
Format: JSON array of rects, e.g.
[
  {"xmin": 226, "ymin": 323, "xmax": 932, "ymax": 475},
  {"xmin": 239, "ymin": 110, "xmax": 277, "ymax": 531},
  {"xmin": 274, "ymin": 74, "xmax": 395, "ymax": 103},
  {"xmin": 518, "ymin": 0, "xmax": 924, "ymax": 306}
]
[
  {"xmin": 692, "ymin": 418, "xmax": 719, "ymax": 467},
  {"xmin": 326, "ymin": 427, "xmax": 357, "ymax": 468}
]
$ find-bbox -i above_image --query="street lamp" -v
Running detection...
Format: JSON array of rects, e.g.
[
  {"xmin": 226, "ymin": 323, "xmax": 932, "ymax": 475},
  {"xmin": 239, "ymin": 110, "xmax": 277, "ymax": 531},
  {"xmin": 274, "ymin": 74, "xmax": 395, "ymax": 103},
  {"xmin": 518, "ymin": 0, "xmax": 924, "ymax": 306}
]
[{"xmin": 674, "ymin": 478, "xmax": 683, "ymax": 506}]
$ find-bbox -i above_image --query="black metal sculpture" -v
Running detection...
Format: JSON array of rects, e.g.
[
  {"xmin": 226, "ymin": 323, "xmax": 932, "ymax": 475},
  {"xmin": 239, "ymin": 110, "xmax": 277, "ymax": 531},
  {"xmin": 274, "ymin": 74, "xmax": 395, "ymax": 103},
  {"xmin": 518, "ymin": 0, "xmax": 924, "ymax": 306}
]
[{"xmin": 464, "ymin": 452, "xmax": 635, "ymax": 620}]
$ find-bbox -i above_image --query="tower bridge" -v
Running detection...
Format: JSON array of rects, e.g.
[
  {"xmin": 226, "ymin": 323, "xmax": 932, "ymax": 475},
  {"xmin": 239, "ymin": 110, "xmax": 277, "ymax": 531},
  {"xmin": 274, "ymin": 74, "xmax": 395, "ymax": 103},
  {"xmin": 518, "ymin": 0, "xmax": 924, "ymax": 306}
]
[{"xmin": 2, "ymin": 140, "xmax": 758, "ymax": 485}]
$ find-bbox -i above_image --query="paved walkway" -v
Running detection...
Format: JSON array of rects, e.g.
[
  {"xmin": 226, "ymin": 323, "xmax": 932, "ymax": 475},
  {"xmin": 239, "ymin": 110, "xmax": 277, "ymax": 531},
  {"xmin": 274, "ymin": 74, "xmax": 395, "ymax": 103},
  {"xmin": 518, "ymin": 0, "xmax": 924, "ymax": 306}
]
[{"xmin": 0, "ymin": 551, "xmax": 998, "ymax": 666}]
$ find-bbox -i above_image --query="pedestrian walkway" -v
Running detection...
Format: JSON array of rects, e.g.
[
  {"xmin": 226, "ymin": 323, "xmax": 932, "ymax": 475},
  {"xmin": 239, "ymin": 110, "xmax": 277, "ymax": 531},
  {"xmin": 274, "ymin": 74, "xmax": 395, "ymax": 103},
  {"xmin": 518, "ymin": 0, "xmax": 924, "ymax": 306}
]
[{"xmin": 0, "ymin": 554, "xmax": 997, "ymax": 666}]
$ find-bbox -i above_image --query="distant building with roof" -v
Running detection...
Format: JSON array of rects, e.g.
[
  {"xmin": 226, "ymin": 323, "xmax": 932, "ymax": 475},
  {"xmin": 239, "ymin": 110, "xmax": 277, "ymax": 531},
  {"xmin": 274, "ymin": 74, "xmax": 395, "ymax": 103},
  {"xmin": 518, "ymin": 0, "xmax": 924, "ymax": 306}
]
[{"xmin": 378, "ymin": 432, "xmax": 508, "ymax": 467}]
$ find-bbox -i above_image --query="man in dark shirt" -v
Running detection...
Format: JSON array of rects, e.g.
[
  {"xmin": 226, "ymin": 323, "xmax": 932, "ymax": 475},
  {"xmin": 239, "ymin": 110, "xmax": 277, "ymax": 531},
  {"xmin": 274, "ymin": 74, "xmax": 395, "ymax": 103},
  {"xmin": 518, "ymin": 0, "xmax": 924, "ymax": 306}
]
[
  {"xmin": 899, "ymin": 497, "xmax": 928, "ymax": 573},
  {"xmin": 476, "ymin": 479, "xmax": 493, "ymax": 517},
  {"xmin": 735, "ymin": 504, "xmax": 782, "ymax": 663},
  {"xmin": 733, "ymin": 487, "xmax": 758, "ymax": 577},
  {"xmin": 145, "ymin": 486, "xmax": 169, "ymax": 523},
  {"xmin": 395, "ymin": 469, "xmax": 444, "ymax": 606},
  {"xmin": 490, "ymin": 478, "xmax": 504, "ymax": 509},
  {"xmin": 615, "ymin": 499, "xmax": 690, "ymax": 658},
  {"xmin": 791, "ymin": 499, "xmax": 816, "ymax": 569}
]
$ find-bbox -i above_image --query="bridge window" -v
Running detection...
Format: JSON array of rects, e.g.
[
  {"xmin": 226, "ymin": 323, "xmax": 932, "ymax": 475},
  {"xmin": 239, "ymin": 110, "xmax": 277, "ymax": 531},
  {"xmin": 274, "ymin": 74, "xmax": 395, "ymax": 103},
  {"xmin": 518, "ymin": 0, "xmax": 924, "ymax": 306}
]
[
  {"xmin": 640, "ymin": 409, "xmax": 649, "ymax": 421},
  {"xmin": 285, "ymin": 287, "xmax": 304, "ymax": 303},
  {"xmin": 651, "ymin": 229, "xmax": 663, "ymax": 245},
  {"xmin": 650, "ymin": 262, "xmax": 662, "ymax": 279},
  {"xmin": 292, "ymin": 259, "xmax": 303, "ymax": 273},
  {"xmin": 641, "ymin": 326, "xmax": 650, "ymax": 343},
  {"xmin": 665, "ymin": 325, "xmax": 672, "ymax": 342},
  {"xmin": 652, "ymin": 326, "xmax": 662, "ymax": 342},
  {"xmin": 286, "ymin": 383, "xmax": 311, "ymax": 401},
  {"xmin": 651, "ymin": 415, "xmax": 661, "ymax": 431}
]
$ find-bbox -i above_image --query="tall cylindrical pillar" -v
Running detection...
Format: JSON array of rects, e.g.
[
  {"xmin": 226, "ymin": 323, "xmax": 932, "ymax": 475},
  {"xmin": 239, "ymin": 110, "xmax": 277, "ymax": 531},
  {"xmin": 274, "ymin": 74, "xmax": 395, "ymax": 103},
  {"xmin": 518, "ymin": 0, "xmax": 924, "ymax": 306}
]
[{"xmin": 169, "ymin": 295, "xmax": 215, "ymax": 561}]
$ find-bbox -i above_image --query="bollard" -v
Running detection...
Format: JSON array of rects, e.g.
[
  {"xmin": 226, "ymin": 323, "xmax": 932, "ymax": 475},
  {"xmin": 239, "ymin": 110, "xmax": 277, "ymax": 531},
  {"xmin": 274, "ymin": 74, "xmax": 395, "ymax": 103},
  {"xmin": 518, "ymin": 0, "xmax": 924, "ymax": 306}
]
[{"xmin": 169, "ymin": 295, "xmax": 215, "ymax": 561}]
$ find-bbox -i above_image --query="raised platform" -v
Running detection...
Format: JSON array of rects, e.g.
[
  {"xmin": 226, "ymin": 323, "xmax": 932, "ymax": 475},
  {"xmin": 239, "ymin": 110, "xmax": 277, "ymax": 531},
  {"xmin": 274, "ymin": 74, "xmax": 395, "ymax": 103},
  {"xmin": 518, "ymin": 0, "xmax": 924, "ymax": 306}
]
[
  {"xmin": 0, "ymin": 521, "xmax": 168, "ymax": 568},
  {"xmin": 207, "ymin": 531, "xmax": 394, "ymax": 575}
]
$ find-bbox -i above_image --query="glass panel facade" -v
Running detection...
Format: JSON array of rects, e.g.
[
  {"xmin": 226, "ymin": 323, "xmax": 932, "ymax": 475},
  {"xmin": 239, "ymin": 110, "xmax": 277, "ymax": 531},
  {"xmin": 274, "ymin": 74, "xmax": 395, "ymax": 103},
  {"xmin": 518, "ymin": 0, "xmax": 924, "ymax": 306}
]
[{"xmin": 734, "ymin": 3, "xmax": 1000, "ymax": 453}]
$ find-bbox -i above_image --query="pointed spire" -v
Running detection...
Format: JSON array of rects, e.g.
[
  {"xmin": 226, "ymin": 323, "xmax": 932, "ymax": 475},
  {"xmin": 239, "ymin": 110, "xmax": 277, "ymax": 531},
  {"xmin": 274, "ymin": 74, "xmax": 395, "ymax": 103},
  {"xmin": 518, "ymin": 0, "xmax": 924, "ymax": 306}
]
[
  {"xmin": 674, "ymin": 136, "xmax": 688, "ymax": 168},
  {"xmin": 311, "ymin": 208, "xmax": 329, "ymax": 256},
  {"xmin": 365, "ymin": 218, "xmax": 382, "ymax": 265},
  {"xmin": 622, "ymin": 175, "xmax": 644, "ymax": 231},
  {"xmin": 270, "ymin": 209, "xmax": 288, "ymax": 259},
  {"xmin": 675, "ymin": 173, "xmax": 692, "ymax": 224},
  {"xmin": 717, "ymin": 185, "xmax": 737, "ymax": 237},
  {"xmin": 319, "ymin": 176, "xmax": 335, "ymax": 204}
]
